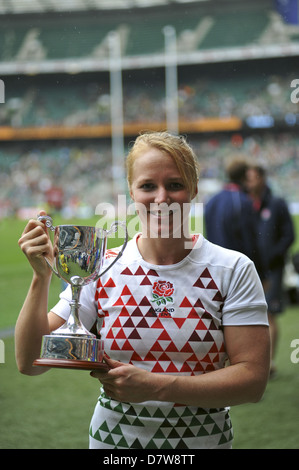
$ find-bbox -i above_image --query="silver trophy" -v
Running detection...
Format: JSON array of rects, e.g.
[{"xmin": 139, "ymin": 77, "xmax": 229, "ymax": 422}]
[{"xmin": 33, "ymin": 215, "xmax": 128, "ymax": 370}]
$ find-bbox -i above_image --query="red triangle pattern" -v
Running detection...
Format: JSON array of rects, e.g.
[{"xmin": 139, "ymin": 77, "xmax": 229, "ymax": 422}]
[
  {"xmin": 120, "ymin": 267, "xmax": 159, "ymax": 287},
  {"xmin": 96, "ymin": 264, "xmax": 227, "ymax": 375}
]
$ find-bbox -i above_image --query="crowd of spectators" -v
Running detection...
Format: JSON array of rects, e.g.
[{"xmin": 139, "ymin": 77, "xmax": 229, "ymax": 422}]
[
  {"xmin": 0, "ymin": 143, "xmax": 113, "ymax": 219},
  {"xmin": 193, "ymin": 132, "xmax": 299, "ymax": 209},
  {"xmin": 178, "ymin": 73, "xmax": 298, "ymax": 122},
  {"xmin": 1, "ymin": 64, "xmax": 299, "ymax": 219},
  {"xmin": 1, "ymin": 132, "xmax": 299, "ymax": 219},
  {"xmin": 0, "ymin": 71, "xmax": 298, "ymax": 128}
]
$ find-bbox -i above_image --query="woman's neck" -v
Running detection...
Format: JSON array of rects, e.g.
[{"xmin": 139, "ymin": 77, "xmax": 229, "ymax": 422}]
[{"xmin": 137, "ymin": 234, "xmax": 193, "ymax": 265}]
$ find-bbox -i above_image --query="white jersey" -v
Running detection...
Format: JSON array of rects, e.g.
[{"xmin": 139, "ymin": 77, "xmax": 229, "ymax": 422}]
[{"xmin": 52, "ymin": 233, "xmax": 268, "ymax": 449}]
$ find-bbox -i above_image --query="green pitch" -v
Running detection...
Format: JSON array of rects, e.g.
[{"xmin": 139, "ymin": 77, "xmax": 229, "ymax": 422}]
[{"xmin": 1, "ymin": 215, "xmax": 299, "ymax": 448}]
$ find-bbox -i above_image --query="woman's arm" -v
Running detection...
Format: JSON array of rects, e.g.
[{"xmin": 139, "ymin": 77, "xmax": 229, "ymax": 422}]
[
  {"xmin": 91, "ymin": 325, "xmax": 270, "ymax": 408},
  {"xmin": 15, "ymin": 212, "xmax": 65, "ymax": 376},
  {"xmin": 15, "ymin": 279, "xmax": 64, "ymax": 376}
]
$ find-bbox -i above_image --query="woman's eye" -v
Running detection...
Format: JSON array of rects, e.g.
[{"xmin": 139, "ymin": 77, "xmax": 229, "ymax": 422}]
[
  {"xmin": 140, "ymin": 183, "xmax": 155, "ymax": 190},
  {"xmin": 139, "ymin": 182, "xmax": 184, "ymax": 191},
  {"xmin": 169, "ymin": 182, "xmax": 184, "ymax": 190}
]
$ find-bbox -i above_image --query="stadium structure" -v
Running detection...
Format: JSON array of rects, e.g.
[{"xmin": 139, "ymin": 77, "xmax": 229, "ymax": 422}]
[{"xmin": 0, "ymin": 0, "xmax": 299, "ymax": 218}]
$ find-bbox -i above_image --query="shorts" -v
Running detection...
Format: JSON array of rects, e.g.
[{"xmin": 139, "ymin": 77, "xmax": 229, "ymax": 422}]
[{"xmin": 265, "ymin": 267, "xmax": 284, "ymax": 315}]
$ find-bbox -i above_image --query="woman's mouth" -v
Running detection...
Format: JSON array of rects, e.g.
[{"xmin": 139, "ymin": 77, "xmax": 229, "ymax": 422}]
[
  {"xmin": 149, "ymin": 209, "xmax": 176, "ymax": 219},
  {"xmin": 150, "ymin": 210, "xmax": 171, "ymax": 216}
]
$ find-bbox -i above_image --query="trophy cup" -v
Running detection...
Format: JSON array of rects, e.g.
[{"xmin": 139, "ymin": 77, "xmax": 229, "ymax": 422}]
[{"xmin": 33, "ymin": 215, "xmax": 128, "ymax": 370}]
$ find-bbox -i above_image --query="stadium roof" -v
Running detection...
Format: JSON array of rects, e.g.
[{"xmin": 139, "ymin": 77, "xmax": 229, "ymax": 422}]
[
  {"xmin": 0, "ymin": 0, "xmax": 211, "ymax": 14},
  {"xmin": 0, "ymin": 0, "xmax": 298, "ymax": 75}
]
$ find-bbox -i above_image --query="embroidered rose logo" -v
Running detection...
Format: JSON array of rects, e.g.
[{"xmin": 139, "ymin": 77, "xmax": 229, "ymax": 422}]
[{"xmin": 152, "ymin": 280, "xmax": 174, "ymax": 306}]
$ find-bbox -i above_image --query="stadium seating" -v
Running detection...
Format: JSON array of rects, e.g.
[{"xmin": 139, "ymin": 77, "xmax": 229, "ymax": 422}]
[
  {"xmin": 0, "ymin": 0, "xmax": 299, "ymax": 217},
  {"xmin": 0, "ymin": 5, "xmax": 278, "ymax": 61}
]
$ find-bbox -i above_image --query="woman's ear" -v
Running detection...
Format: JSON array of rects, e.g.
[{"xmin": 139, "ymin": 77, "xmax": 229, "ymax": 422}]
[{"xmin": 192, "ymin": 185, "xmax": 198, "ymax": 200}]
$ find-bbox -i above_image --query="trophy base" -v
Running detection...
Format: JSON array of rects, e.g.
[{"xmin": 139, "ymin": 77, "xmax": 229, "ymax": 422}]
[
  {"xmin": 33, "ymin": 357, "xmax": 109, "ymax": 371},
  {"xmin": 34, "ymin": 333, "xmax": 107, "ymax": 370}
]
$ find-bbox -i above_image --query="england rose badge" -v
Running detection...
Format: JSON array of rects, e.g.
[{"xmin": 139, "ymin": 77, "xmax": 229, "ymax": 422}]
[{"xmin": 151, "ymin": 280, "xmax": 174, "ymax": 306}]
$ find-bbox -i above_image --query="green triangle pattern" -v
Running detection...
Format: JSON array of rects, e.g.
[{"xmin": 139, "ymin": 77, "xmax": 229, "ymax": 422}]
[{"xmin": 89, "ymin": 398, "xmax": 234, "ymax": 449}]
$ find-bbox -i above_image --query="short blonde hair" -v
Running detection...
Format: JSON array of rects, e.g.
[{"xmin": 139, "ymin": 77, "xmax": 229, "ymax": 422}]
[{"xmin": 126, "ymin": 131, "xmax": 200, "ymax": 198}]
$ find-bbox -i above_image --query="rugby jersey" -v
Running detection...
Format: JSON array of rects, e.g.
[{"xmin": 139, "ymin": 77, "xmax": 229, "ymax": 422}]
[{"xmin": 52, "ymin": 233, "xmax": 268, "ymax": 449}]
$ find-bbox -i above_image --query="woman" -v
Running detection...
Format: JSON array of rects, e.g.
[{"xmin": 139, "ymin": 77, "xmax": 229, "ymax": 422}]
[{"xmin": 16, "ymin": 131, "xmax": 270, "ymax": 449}]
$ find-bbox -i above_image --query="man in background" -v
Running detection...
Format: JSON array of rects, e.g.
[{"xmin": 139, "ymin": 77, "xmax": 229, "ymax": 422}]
[
  {"xmin": 204, "ymin": 158, "xmax": 263, "ymax": 277},
  {"xmin": 246, "ymin": 165, "xmax": 295, "ymax": 377}
]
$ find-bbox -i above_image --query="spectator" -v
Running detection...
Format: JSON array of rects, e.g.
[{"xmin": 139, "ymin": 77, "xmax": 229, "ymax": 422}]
[
  {"xmin": 204, "ymin": 157, "xmax": 263, "ymax": 278},
  {"xmin": 246, "ymin": 165, "xmax": 295, "ymax": 377}
]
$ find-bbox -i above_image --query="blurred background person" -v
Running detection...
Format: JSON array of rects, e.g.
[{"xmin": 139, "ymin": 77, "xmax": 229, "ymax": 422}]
[
  {"xmin": 204, "ymin": 158, "xmax": 264, "ymax": 279},
  {"xmin": 246, "ymin": 165, "xmax": 295, "ymax": 377}
]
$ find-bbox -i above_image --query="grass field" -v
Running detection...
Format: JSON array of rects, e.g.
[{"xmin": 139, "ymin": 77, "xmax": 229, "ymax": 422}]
[{"xmin": 1, "ymin": 215, "xmax": 299, "ymax": 449}]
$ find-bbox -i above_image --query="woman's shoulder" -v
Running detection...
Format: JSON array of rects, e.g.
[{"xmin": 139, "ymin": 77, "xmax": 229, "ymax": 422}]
[{"xmin": 193, "ymin": 236, "xmax": 252, "ymax": 270}]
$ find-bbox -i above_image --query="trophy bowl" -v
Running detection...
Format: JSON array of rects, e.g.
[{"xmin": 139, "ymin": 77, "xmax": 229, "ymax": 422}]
[{"xmin": 33, "ymin": 216, "xmax": 128, "ymax": 371}]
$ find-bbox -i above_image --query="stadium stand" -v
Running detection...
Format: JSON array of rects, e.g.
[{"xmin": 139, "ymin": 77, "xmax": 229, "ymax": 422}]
[
  {"xmin": 1, "ymin": 66, "xmax": 298, "ymax": 128},
  {"xmin": 0, "ymin": 0, "xmax": 299, "ymax": 217},
  {"xmin": 0, "ymin": 7, "xmax": 268, "ymax": 60}
]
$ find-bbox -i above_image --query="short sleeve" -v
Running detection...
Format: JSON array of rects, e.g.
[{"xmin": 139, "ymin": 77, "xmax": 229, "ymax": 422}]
[{"xmin": 222, "ymin": 259, "xmax": 268, "ymax": 326}]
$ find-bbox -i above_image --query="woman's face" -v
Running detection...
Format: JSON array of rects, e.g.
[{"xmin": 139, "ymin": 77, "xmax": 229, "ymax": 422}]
[{"xmin": 129, "ymin": 146, "xmax": 194, "ymax": 238}]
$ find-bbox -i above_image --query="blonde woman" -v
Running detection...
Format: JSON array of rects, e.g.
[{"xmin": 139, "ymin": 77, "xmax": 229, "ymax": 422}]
[{"xmin": 16, "ymin": 131, "xmax": 270, "ymax": 449}]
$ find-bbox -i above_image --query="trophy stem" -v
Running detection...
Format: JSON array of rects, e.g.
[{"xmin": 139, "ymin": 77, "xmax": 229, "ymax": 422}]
[
  {"xmin": 66, "ymin": 281, "xmax": 91, "ymax": 336},
  {"xmin": 54, "ymin": 278, "xmax": 93, "ymax": 337},
  {"xmin": 67, "ymin": 283, "xmax": 83, "ymax": 330},
  {"xmin": 67, "ymin": 300, "xmax": 84, "ymax": 333}
]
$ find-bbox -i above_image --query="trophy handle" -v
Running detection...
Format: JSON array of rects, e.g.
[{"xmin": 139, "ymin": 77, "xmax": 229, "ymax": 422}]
[
  {"xmin": 37, "ymin": 215, "xmax": 60, "ymax": 278},
  {"xmin": 99, "ymin": 221, "xmax": 128, "ymax": 277}
]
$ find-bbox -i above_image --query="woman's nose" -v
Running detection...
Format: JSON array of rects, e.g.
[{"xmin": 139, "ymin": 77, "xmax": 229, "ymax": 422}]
[{"xmin": 154, "ymin": 186, "xmax": 170, "ymax": 204}]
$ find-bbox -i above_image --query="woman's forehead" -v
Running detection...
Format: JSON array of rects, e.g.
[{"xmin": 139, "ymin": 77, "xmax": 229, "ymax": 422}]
[{"xmin": 132, "ymin": 148, "xmax": 180, "ymax": 174}]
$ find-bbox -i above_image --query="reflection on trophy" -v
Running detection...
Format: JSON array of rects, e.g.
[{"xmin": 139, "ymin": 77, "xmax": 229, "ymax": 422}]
[{"xmin": 33, "ymin": 215, "xmax": 128, "ymax": 370}]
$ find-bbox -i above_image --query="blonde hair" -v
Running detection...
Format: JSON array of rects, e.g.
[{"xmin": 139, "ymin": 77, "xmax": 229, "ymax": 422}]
[{"xmin": 126, "ymin": 131, "xmax": 200, "ymax": 198}]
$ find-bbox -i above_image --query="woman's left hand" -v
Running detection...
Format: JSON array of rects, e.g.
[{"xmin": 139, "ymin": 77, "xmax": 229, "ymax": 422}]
[{"xmin": 90, "ymin": 355, "xmax": 157, "ymax": 403}]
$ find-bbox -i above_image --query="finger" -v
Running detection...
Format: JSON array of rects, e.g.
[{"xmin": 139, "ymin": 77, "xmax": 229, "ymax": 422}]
[
  {"xmin": 102, "ymin": 385, "xmax": 115, "ymax": 399},
  {"xmin": 22, "ymin": 217, "xmax": 48, "ymax": 236},
  {"xmin": 90, "ymin": 369, "xmax": 111, "ymax": 380},
  {"xmin": 36, "ymin": 210, "xmax": 50, "ymax": 230},
  {"xmin": 19, "ymin": 228, "xmax": 52, "ymax": 262},
  {"xmin": 19, "ymin": 230, "xmax": 50, "ymax": 251},
  {"xmin": 22, "ymin": 210, "xmax": 49, "ymax": 235},
  {"xmin": 22, "ymin": 219, "xmax": 41, "ymax": 235},
  {"xmin": 22, "ymin": 226, "xmax": 48, "ymax": 241},
  {"xmin": 24, "ymin": 245, "xmax": 51, "ymax": 260},
  {"xmin": 38, "ymin": 209, "xmax": 47, "ymax": 217},
  {"xmin": 103, "ymin": 355, "xmax": 124, "ymax": 369}
]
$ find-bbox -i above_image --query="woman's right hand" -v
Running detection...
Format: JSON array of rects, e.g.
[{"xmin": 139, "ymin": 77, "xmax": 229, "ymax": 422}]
[{"xmin": 18, "ymin": 210, "xmax": 54, "ymax": 278}]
